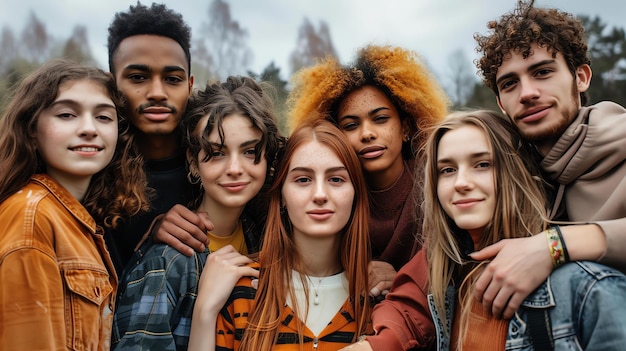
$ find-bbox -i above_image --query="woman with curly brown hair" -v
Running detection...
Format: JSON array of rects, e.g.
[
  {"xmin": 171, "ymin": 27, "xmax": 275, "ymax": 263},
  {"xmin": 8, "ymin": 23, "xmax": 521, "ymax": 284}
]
[
  {"xmin": 288, "ymin": 45, "xmax": 450, "ymax": 297},
  {"xmin": 0, "ymin": 59, "xmax": 148, "ymax": 350}
]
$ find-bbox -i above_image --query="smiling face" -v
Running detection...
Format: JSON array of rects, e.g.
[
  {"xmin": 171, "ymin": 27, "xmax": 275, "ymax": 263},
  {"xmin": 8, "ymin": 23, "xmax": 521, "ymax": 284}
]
[
  {"xmin": 36, "ymin": 79, "xmax": 118, "ymax": 196},
  {"xmin": 282, "ymin": 140, "xmax": 355, "ymax": 241},
  {"xmin": 495, "ymin": 44, "xmax": 591, "ymax": 152},
  {"xmin": 436, "ymin": 125, "xmax": 496, "ymax": 243},
  {"xmin": 191, "ymin": 113, "xmax": 266, "ymax": 212},
  {"xmin": 112, "ymin": 34, "xmax": 193, "ymax": 137},
  {"xmin": 337, "ymin": 85, "xmax": 407, "ymax": 189}
]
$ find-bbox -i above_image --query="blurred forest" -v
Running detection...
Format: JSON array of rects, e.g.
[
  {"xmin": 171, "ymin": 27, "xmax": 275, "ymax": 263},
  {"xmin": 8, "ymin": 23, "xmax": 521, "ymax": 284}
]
[{"xmin": 1, "ymin": 0, "xmax": 625, "ymax": 134}]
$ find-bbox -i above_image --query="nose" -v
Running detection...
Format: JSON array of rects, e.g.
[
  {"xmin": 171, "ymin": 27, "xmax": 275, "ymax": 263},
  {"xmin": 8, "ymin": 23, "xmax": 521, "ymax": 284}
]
[
  {"xmin": 519, "ymin": 77, "xmax": 540, "ymax": 104},
  {"xmin": 226, "ymin": 154, "xmax": 243, "ymax": 176},
  {"xmin": 360, "ymin": 121, "xmax": 377, "ymax": 142},
  {"xmin": 78, "ymin": 115, "xmax": 98, "ymax": 138},
  {"xmin": 147, "ymin": 79, "xmax": 167, "ymax": 102},
  {"xmin": 312, "ymin": 181, "xmax": 328, "ymax": 204},
  {"xmin": 454, "ymin": 168, "xmax": 474, "ymax": 192}
]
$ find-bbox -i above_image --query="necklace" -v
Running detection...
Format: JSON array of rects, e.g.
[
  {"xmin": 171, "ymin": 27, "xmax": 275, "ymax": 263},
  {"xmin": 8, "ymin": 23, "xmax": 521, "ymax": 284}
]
[{"xmin": 311, "ymin": 278, "xmax": 323, "ymax": 306}]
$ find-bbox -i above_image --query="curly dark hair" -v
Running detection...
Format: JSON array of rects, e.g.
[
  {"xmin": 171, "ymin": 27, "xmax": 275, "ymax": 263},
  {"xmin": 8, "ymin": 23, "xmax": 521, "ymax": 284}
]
[
  {"xmin": 474, "ymin": 0, "xmax": 590, "ymax": 104},
  {"xmin": 107, "ymin": 2, "xmax": 192, "ymax": 75},
  {"xmin": 288, "ymin": 45, "xmax": 450, "ymax": 160},
  {"xmin": 183, "ymin": 76, "xmax": 285, "ymax": 210}
]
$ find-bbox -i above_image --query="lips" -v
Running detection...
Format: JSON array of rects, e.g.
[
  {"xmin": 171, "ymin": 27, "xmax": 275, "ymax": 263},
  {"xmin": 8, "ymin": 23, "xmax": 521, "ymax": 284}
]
[
  {"xmin": 358, "ymin": 145, "xmax": 386, "ymax": 159},
  {"xmin": 307, "ymin": 209, "xmax": 334, "ymax": 220},
  {"xmin": 142, "ymin": 106, "xmax": 173, "ymax": 122},
  {"xmin": 70, "ymin": 146, "xmax": 102, "ymax": 152},
  {"xmin": 221, "ymin": 182, "xmax": 249, "ymax": 193},
  {"xmin": 517, "ymin": 105, "xmax": 550, "ymax": 123},
  {"xmin": 453, "ymin": 198, "xmax": 483, "ymax": 208}
]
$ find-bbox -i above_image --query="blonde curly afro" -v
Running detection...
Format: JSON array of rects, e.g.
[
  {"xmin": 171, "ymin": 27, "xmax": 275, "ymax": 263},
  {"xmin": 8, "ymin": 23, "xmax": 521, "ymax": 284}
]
[{"xmin": 287, "ymin": 45, "xmax": 450, "ymax": 158}]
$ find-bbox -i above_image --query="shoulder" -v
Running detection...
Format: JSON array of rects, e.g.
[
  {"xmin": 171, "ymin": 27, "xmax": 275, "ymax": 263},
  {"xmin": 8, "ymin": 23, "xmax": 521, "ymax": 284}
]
[
  {"xmin": 123, "ymin": 243, "xmax": 207, "ymax": 284},
  {"xmin": 0, "ymin": 184, "xmax": 65, "ymax": 256}
]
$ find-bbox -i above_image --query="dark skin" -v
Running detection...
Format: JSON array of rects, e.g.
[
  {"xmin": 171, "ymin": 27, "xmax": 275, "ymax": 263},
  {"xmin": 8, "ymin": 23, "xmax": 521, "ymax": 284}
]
[{"xmin": 112, "ymin": 34, "xmax": 212, "ymax": 254}]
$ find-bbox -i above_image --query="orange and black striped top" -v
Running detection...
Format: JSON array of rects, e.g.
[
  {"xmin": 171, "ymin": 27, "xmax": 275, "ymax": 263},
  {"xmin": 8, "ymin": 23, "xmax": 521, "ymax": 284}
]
[{"xmin": 215, "ymin": 264, "xmax": 358, "ymax": 350}]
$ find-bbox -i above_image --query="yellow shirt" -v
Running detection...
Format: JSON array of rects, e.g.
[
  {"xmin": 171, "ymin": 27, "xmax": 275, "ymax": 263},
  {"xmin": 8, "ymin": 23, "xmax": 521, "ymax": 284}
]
[{"xmin": 207, "ymin": 221, "xmax": 248, "ymax": 254}]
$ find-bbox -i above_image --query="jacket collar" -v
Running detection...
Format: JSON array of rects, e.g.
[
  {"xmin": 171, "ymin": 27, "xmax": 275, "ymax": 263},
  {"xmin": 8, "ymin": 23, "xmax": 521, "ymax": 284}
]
[{"xmin": 31, "ymin": 174, "xmax": 96, "ymax": 233}]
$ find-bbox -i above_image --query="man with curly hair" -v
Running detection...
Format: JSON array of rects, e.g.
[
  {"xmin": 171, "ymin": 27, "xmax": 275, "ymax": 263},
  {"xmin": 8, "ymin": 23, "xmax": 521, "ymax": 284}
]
[
  {"xmin": 106, "ymin": 2, "xmax": 212, "ymax": 273},
  {"xmin": 471, "ymin": 0, "xmax": 626, "ymax": 322},
  {"xmin": 106, "ymin": 3, "xmax": 215, "ymax": 350},
  {"xmin": 288, "ymin": 44, "xmax": 450, "ymax": 300}
]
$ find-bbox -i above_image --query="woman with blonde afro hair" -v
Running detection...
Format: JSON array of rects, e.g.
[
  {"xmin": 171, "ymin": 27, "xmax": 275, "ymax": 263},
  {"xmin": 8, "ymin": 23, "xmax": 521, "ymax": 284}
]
[{"xmin": 288, "ymin": 44, "xmax": 450, "ymax": 300}]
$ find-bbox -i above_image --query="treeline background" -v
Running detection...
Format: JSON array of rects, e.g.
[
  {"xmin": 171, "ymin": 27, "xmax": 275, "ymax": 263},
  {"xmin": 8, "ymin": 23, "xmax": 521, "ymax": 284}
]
[{"xmin": 1, "ymin": 0, "xmax": 624, "ymax": 134}]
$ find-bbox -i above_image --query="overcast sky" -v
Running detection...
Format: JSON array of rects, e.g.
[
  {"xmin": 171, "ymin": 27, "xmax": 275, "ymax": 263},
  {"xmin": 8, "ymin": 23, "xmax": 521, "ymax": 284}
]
[{"xmin": 0, "ymin": 0, "xmax": 624, "ymax": 87}]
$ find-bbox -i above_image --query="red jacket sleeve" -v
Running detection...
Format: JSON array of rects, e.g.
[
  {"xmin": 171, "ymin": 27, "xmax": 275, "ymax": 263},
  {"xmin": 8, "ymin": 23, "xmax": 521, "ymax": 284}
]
[{"xmin": 366, "ymin": 250, "xmax": 435, "ymax": 350}]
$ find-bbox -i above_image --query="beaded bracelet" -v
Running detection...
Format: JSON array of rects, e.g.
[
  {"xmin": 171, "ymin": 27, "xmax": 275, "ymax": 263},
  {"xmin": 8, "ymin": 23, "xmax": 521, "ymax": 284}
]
[
  {"xmin": 546, "ymin": 227, "xmax": 567, "ymax": 267},
  {"xmin": 553, "ymin": 225, "xmax": 570, "ymax": 262}
]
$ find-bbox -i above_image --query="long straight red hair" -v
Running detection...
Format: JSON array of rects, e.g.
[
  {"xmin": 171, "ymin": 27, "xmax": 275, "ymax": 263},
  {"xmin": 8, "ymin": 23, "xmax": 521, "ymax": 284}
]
[{"xmin": 239, "ymin": 119, "xmax": 371, "ymax": 350}]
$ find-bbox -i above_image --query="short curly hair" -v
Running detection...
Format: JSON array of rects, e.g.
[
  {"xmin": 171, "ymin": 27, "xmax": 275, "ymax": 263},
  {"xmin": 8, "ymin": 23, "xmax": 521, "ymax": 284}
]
[
  {"xmin": 107, "ymin": 2, "xmax": 191, "ymax": 76},
  {"xmin": 288, "ymin": 45, "xmax": 450, "ymax": 159},
  {"xmin": 475, "ymin": 0, "xmax": 590, "ymax": 104}
]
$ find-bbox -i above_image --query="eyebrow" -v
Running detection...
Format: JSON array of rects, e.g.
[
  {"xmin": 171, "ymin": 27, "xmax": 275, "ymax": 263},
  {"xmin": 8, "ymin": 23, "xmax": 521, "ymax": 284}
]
[
  {"xmin": 123, "ymin": 64, "xmax": 187, "ymax": 74},
  {"xmin": 339, "ymin": 106, "xmax": 390, "ymax": 121},
  {"xmin": 208, "ymin": 139, "xmax": 261, "ymax": 149},
  {"xmin": 437, "ymin": 151, "xmax": 491, "ymax": 164},
  {"xmin": 495, "ymin": 59, "xmax": 556, "ymax": 87},
  {"xmin": 289, "ymin": 166, "xmax": 348, "ymax": 174},
  {"xmin": 50, "ymin": 99, "xmax": 116, "ymax": 110}
]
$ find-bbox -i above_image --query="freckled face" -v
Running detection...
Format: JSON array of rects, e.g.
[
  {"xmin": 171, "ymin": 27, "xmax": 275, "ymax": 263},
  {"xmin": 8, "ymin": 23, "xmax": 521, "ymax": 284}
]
[{"xmin": 337, "ymin": 85, "xmax": 407, "ymax": 189}]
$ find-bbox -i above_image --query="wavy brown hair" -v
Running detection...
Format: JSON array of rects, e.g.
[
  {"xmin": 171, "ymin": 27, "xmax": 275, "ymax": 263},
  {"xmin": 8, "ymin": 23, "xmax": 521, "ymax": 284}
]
[
  {"xmin": 474, "ymin": 0, "xmax": 590, "ymax": 104},
  {"xmin": 288, "ymin": 44, "xmax": 450, "ymax": 159},
  {"xmin": 239, "ymin": 120, "xmax": 371, "ymax": 350},
  {"xmin": 422, "ymin": 110, "xmax": 548, "ymax": 348},
  {"xmin": 182, "ymin": 76, "xmax": 285, "ymax": 210},
  {"xmin": 0, "ymin": 59, "xmax": 149, "ymax": 228}
]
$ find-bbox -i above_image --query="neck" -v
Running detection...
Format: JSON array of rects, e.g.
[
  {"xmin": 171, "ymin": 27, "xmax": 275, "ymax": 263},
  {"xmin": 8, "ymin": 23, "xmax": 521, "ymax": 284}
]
[
  {"xmin": 468, "ymin": 228, "xmax": 484, "ymax": 251},
  {"xmin": 295, "ymin": 233, "xmax": 343, "ymax": 277},
  {"xmin": 366, "ymin": 158, "xmax": 405, "ymax": 190},
  {"xmin": 48, "ymin": 173, "xmax": 91, "ymax": 201},
  {"xmin": 197, "ymin": 200, "xmax": 244, "ymax": 237},
  {"xmin": 135, "ymin": 132, "xmax": 181, "ymax": 160}
]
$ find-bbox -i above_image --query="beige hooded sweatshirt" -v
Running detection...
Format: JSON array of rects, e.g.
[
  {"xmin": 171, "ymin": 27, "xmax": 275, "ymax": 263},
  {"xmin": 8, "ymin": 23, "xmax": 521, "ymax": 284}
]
[{"xmin": 541, "ymin": 101, "xmax": 626, "ymax": 271}]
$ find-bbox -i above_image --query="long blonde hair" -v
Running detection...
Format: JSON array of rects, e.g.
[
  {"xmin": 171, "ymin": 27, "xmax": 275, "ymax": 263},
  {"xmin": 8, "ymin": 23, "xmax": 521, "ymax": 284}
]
[
  {"xmin": 239, "ymin": 120, "xmax": 371, "ymax": 350},
  {"xmin": 422, "ymin": 110, "xmax": 548, "ymax": 349}
]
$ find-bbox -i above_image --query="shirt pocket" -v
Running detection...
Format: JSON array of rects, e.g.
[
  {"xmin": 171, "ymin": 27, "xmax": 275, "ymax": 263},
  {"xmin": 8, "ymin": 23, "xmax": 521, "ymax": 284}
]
[{"xmin": 64, "ymin": 269, "xmax": 113, "ymax": 351}]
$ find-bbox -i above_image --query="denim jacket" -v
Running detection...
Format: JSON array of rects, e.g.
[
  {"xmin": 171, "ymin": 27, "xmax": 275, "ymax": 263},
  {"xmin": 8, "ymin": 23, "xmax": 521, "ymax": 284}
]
[{"xmin": 430, "ymin": 261, "xmax": 626, "ymax": 350}]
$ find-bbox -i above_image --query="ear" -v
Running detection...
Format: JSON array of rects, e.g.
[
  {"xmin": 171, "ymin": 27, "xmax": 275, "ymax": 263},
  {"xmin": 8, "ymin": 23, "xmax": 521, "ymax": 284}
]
[
  {"xmin": 575, "ymin": 64, "xmax": 592, "ymax": 93},
  {"xmin": 496, "ymin": 96, "xmax": 508, "ymax": 116},
  {"xmin": 186, "ymin": 148, "xmax": 199, "ymax": 176},
  {"xmin": 401, "ymin": 118, "xmax": 411, "ymax": 138},
  {"xmin": 188, "ymin": 75, "xmax": 194, "ymax": 94}
]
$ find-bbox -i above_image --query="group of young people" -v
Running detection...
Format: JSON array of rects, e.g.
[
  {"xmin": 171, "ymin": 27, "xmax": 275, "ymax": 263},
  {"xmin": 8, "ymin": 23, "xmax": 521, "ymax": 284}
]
[{"xmin": 0, "ymin": 0, "xmax": 624, "ymax": 350}]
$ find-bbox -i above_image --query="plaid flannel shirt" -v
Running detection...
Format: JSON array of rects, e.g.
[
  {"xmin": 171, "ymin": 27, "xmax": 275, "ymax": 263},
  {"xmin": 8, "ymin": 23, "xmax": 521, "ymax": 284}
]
[{"xmin": 111, "ymin": 213, "xmax": 262, "ymax": 351}]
